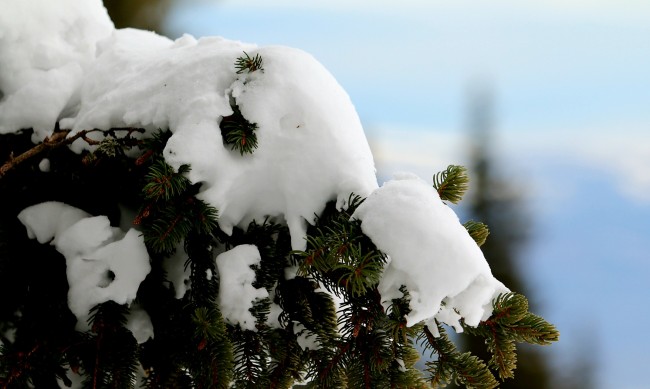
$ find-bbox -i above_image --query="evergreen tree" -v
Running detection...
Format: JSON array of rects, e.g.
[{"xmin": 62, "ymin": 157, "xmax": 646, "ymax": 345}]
[
  {"xmin": 103, "ymin": 0, "xmax": 172, "ymax": 33},
  {"xmin": 457, "ymin": 86, "xmax": 553, "ymax": 388},
  {"xmin": 0, "ymin": 5, "xmax": 558, "ymax": 386},
  {"xmin": 0, "ymin": 128, "xmax": 558, "ymax": 388}
]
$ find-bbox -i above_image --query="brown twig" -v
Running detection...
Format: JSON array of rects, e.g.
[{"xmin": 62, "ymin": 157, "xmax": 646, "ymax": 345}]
[
  {"xmin": 0, "ymin": 127, "xmax": 144, "ymax": 179},
  {"xmin": 1, "ymin": 130, "xmax": 67, "ymax": 177},
  {"xmin": 0, "ymin": 129, "xmax": 91, "ymax": 178}
]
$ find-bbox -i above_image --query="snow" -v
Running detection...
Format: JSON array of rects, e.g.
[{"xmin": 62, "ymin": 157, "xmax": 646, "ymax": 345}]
[
  {"xmin": 266, "ymin": 286, "xmax": 284, "ymax": 329},
  {"xmin": 6, "ymin": 0, "xmax": 512, "ymax": 340},
  {"xmin": 56, "ymin": 365, "xmax": 84, "ymax": 389},
  {"xmin": 67, "ymin": 31, "xmax": 378, "ymax": 249},
  {"xmin": 352, "ymin": 174, "xmax": 508, "ymax": 327},
  {"xmin": 0, "ymin": 0, "xmax": 113, "ymax": 142},
  {"xmin": 293, "ymin": 321, "xmax": 319, "ymax": 351},
  {"xmin": 215, "ymin": 245, "xmax": 268, "ymax": 331},
  {"xmin": 38, "ymin": 158, "xmax": 51, "ymax": 172},
  {"xmin": 126, "ymin": 304, "xmax": 154, "ymax": 344},
  {"xmin": 18, "ymin": 202, "xmax": 151, "ymax": 331},
  {"xmin": 2, "ymin": 3, "xmax": 378, "ymax": 249},
  {"xmin": 204, "ymin": 45, "xmax": 378, "ymax": 250},
  {"xmin": 17, "ymin": 201, "xmax": 91, "ymax": 245},
  {"xmin": 162, "ymin": 240, "xmax": 192, "ymax": 299}
]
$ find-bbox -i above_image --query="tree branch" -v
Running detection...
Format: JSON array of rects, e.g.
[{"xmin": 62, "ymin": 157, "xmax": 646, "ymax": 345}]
[
  {"xmin": 0, "ymin": 127, "xmax": 144, "ymax": 179},
  {"xmin": 0, "ymin": 129, "xmax": 89, "ymax": 178}
]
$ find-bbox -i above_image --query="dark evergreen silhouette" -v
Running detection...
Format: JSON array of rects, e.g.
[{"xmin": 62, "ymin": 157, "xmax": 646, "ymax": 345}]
[
  {"xmin": 460, "ymin": 85, "xmax": 552, "ymax": 389},
  {"xmin": 104, "ymin": 0, "xmax": 172, "ymax": 33}
]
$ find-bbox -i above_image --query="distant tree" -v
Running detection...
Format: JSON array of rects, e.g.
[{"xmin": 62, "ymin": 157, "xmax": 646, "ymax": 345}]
[
  {"xmin": 104, "ymin": 0, "xmax": 172, "ymax": 33},
  {"xmin": 460, "ymin": 85, "xmax": 553, "ymax": 388}
]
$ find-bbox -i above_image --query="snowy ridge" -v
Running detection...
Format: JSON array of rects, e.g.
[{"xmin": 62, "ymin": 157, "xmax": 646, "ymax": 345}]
[{"xmin": 5, "ymin": 0, "xmax": 508, "ymax": 335}]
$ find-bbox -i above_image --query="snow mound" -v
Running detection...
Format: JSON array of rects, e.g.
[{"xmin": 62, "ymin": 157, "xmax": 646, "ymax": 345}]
[
  {"xmin": 0, "ymin": 0, "xmax": 113, "ymax": 141},
  {"xmin": 164, "ymin": 44, "xmax": 378, "ymax": 250},
  {"xmin": 18, "ymin": 202, "xmax": 151, "ymax": 331},
  {"xmin": 17, "ymin": 201, "xmax": 91, "ymax": 245},
  {"xmin": 215, "ymin": 244, "xmax": 267, "ymax": 331},
  {"xmin": 1, "ymin": 3, "xmax": 377, "ymax": 249},
  {"xmin": 162, "ymin": 240, "xmax": 192, "ymax": 299},
  {"xmin": 352, "ymin": 174, "xmax": 508, "ymax": 327}
]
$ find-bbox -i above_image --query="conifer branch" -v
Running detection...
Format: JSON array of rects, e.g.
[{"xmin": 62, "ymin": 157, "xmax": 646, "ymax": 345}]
[
  {"xmin": 235, "ymin": 51, "xmax": 264, "ymax": 74},
  {"xmin": 384, "ymin": 286, "xmax": 413, "ymax": 344},
  {"xmin": 142, "ymin": 160, "xmax": 190, "ymax": 202},
  {"xmin": 231, "ymin": 328, "xmax": 270, "ymax": 388},
  {"xmin": 433, "ymin": 165, "xmax": 469, "ymax": 204},
  {"xmin": 220, "ymin": 103, "xmax": 259, "ymax": 155},
  {"xmin": 83, "ymin": 302, "xmax": 139, "ymax": 389},
  {"xmin": 0, "ymin": 129, "xmax": 72, "ymax": 178},
  {"xmin": 463, "ymin": 220, "xmax": 490, "ymax": 247},
  {"xmin": 189, "ymin": 307, "xmax": 234, "ymax": 388},
  {"xmin": 463, "ymin": 293, "xmax": 559, "ymax": 380},
  {"xmin": 136, "ymin": 142, "xmax": 219, "ymax": 255},
  {"xmin": 0, "ymin": 126, "xmax": 145, "ymax": 178},
  {"xmin": 295, "ymin": 195, "xmax": 385, "ymax": 299},
  {"xmin": 318, "ymin": 342, "xmax": 350, "ymax": 387},
  {"xmin": 0, "ymin": 344, "xmax": 41, "ymax": 388},
  {"xmin": 421, "ymin": 324, "xmax": 498, "ymax": 389},
  {"xmin": 484, "ymin": 293, "xmax": 559, "ymax": 344}
]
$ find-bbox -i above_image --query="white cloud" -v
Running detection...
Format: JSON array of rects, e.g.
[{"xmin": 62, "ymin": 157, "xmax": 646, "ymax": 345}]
[
  {"xmin": 367, "ymin": 125, "xmax": 467, "ymax": 183},
  {"xmin": 212, "ymin": 0, "xmax": 646, "ymax": 10},
  {"xmin": 167, "ymin": 1, "xmax": 650, "ymax": 204},
  {"xmin": 209, "ymin": 0, "xmax": 650, "ymax": 22},
  {"xmin": 566, "ymin": 132, "xmax": 650, "ymax": 204},
  {"xmin": 369, "ymin": 123, "xmax": 650, "ymax": 204}
]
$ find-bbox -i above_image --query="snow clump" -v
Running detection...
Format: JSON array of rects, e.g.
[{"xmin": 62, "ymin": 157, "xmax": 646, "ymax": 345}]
[
  {"xmin": 352, "ymin": 174, "xmax": 509, "ymax": 328},
  {"xmin": 215, "ymin": 244, "xmax": 268, "ymax": 331},
  {"xmin": 0, "ymin": 0, "xmax": 113, "ymax": 141},
  {"xmin": 18, "ymin": 201, "xmax": 151, "ymax": 331}
]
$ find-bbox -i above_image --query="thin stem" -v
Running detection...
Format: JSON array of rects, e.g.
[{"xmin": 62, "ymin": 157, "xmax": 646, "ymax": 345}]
[{"xmin": 0, "ymin": 127, "xmax": 145, "ymax": 178}]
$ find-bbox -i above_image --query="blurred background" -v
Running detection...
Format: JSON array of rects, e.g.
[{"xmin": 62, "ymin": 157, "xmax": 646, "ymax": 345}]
[{"xmin": 105, "ymin": 1, "xmax": 650, "ymax": 388}]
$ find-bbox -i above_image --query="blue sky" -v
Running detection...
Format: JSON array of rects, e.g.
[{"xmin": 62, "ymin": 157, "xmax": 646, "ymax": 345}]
[{"xmin": 165, "ymin": 2, "xmax": 650, "ymax": 387}]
